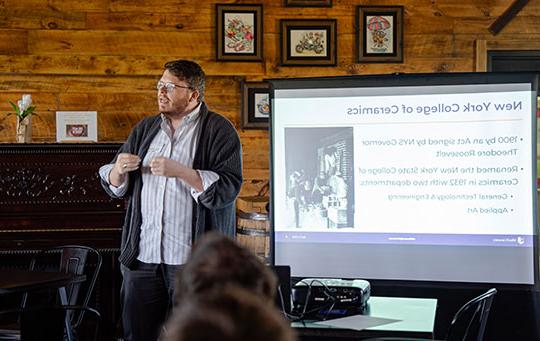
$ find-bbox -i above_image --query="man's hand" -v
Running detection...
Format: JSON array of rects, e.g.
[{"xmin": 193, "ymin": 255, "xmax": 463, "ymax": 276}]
[
  {"xmin": 109, "ymin": 153, "xmax": 141, "ymax": 187},
  {"xmin": 115, "ymin": 153, "xmax": 141, "ymax": 175},
  {"xmin": 150, "ymin": 156, "xmax": 203, "ymax": 192},
  {"xmin": 150, "ymin": 156, "xmax": 181, "ymax": 177}
]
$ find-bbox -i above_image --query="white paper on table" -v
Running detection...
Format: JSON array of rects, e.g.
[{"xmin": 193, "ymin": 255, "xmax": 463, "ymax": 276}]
[{"xmin": 313, "ymin": 314, "xmax": 401, "ymax": 331}]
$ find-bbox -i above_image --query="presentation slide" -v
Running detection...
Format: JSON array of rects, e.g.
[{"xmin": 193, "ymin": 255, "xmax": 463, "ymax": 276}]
[{"xmin": 271, "ymin": 74, "xmax": 538, "ymax": 285}]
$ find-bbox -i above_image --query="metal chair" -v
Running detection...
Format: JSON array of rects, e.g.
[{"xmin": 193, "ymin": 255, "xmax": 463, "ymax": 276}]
[
  {"xmin": 0, "ymin": 245, "xmax": 102, "ymax": 341},
  {"xmin": 23, "ymin": 245, "xmax": 102, "ymax": 329},
  {"xmin": 0, "ymin": 305, "xmax": 101, "ymax": 341},
  {"xmin": 364, "ymin": 288, "xmax": 498, "ymax": 341}
]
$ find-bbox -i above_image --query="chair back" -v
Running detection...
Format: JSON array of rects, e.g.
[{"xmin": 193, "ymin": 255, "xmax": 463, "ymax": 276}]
[
  {"xmin": 445, "ymin": 288, "xmax": 497, "ymax": 341},
  {"xmin": 23, "ymin": 245, "xmax": 102, "ymax": 328}
]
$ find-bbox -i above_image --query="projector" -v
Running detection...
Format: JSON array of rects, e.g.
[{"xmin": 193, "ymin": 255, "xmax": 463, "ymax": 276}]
[{"xmin": 292, "ymin": 278, "xmax": 370, "ymax": 319}]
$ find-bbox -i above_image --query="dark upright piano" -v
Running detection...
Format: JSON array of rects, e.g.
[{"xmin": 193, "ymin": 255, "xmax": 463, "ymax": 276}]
[{"xmin": 0, "ymin": 143, "xmax": 124, "ymax": 337}]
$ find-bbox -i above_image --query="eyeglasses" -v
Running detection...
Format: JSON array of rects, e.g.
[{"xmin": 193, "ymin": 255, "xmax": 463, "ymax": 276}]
[{"xmin": 156, "ymin": 81, "xmax": 193, "ymax": 93}]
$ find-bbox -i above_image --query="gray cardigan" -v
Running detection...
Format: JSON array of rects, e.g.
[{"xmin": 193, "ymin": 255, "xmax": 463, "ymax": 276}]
[{"xmin": 101, "ymin": 103, "xmax": 243, "ymax": 268}]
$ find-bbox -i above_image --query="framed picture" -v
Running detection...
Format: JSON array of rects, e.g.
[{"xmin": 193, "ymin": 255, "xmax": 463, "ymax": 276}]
[
  {"xmin": 356, "ymin": 6, "xmax": 404, "ymax": 63},
  {"xmin": 241, "ymin": 81, "xmax": 270, "ymax": 129},
  {"xmin": 56, "ymin": 111, "xmax": 98, "ymax": 142},
  {"xmin": 216, "ymin": 4, "xmax": 263, "ymax": 61},
  {"xmin": 285, "ymin": 0, "xmax": 332, "ymax": 7},
  {"xmin": 280, "ymin": 19, "xmax": 337, "ymax": 66}
]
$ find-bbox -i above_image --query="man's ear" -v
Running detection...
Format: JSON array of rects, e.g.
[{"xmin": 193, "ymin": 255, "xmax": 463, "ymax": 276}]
[{"xmin": 190, "ymin": 89, "xmax": 200, "ymax": 103}]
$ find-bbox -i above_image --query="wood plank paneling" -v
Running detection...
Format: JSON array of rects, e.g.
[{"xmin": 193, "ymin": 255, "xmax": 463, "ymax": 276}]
[
  {"xmin": 241, "ymin": 135, "xmax": 269, "ymax": 170},
  {"xmin": 0, "ymin": 93, "xmax": 57, "ymax": 110},
  {"xmin": 108, "ymin": 0, "xmax": 194, "ymax": 13},
  {"xmin": 58, "ymin": 93, "xmax": 156, "ymax": 112},
  {"xmin": 0, "ymin": 0, "xmax": 539, "ymax": 194},
  {"xmin": 0, "ymin": 9, "xmax": 86, "ymax": 30},
  {"xmin": 0, "ymin": 30, "xmax": 28, "ymax": 54},
  {"xmin": 0, "ymin": 0, "xmax": 109, "ymax": 12},
  {"xmin": 86, "ymin": 11, "xmax": 212, "ymax": 31},
  {"xmin": 0, "ymin": 75, "xmax": 155, "ymax": 92},
  {"xmin": 28, "ymin": 30, "xmax": 212, "ymax": 56},
  {"xmin": 0, "ymin": 55, "xmax": 264, "ymax": 76}
]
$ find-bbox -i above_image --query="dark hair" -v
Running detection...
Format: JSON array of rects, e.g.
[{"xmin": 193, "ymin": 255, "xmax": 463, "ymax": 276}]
[
  {"xmin": 164, "ymin": 285, "xmax": 297, "ymax": 341},
  {"xmin": 175, "ymin": 232, "xmax": 277, "ymax": 304},
  {"xmin": 164, "ymin": 59, "xmax": 206, "ymax": 102}
]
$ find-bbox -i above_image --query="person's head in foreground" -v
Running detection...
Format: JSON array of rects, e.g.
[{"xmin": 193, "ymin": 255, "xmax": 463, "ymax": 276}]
[
  {"xmin": 163, "ymin": 285, "xmax": 297, "ymax": 341},
  {"xmin": 175, "ymin": 232, "xmax": 277, "ymax": 304}
]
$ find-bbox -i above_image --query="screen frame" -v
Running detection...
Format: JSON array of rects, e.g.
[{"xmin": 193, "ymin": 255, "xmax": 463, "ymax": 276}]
[{"xmin": 268, "ymin": 71, "xmax": 539, "ymax": 290}]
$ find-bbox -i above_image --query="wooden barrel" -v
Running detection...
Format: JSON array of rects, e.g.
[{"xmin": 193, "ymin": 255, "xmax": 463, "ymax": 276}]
[{"xmin": 236, "ymin": 210, "xmax": 270, "ymax": 262}]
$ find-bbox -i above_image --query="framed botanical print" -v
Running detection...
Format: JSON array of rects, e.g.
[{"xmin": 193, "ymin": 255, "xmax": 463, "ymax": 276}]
[
  {"xmin": 285, "ymin": 0, "xmax": 332, "ymax": 7},
  {"xmin": 241, "ymin": 81, "xmax": 270, "ymax": 129},
  {"xmin": 216, "ymin": 4, "xmax": 263, "ymax": 61},
  {"xmin": 356, "ymin": 6, "xmax": 404, "ymax": 63},
  {"xmin": 280, "ymin": 19, "xmax": 337, "ymax": 66}
]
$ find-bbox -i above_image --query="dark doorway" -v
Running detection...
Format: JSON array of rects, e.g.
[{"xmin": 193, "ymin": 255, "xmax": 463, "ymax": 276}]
[{"xmin": 488, "ymin": 50, "xmax": 540, "ymax": 72}]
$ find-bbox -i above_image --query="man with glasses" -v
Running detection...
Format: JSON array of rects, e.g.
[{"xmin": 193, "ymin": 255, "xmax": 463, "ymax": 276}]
[{"xmin": 99, "ymin": 60, "xmax": 242, "ymax": 341}]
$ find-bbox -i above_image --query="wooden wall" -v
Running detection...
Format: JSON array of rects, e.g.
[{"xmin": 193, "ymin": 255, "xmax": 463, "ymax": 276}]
[{"xmin": 0, "ymin": 0, "xmax": 539, "ymax": 196}]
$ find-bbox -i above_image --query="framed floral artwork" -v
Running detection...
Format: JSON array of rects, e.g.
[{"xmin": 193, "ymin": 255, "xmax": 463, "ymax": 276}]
[
  {"xmin": 216, "ymin": 4, "xmax": 263, "ymax": 61},
  {"xmin": 280, "ymin": 19, "xmax": 337, "ymax": 66},
  {"xmin": 356, "ymin": 6, "xmax": 404, "ymax": 63},
  {"xmin": 285, "ymin": 0, "xmax": 332, "ymax": 7},
  {"xmin": 241, "ymin": 81, "xmax": 270, "ymax": 129}
]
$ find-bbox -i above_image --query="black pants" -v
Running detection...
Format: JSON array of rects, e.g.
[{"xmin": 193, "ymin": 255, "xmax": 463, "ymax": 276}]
[{"xmin": 121, "ymin": 260, "xmax": 182, "ymax": 341}]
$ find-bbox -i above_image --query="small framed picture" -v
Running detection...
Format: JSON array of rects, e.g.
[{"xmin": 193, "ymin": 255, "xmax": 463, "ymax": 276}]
[
  {"xmin": 285, "ymin": 0, "xmax": 332, "ymax": 7},
  {"xmin": 241, "ymin": 81, "xmax": 270, "ymax": 129},
  {"xmin": 56, "ymin": 111, "xmax": 98, "ymax": 142},
  {"xmin": 216, "ymin": 4, "xmax": 263, "ymax": 61},
  {"xmin": 356, "ymin": 6, "xmax": 404, "ymax": 63},
  {"xmin": 280, "ymin": 19, "xmax": 337, "ymax": 66}
]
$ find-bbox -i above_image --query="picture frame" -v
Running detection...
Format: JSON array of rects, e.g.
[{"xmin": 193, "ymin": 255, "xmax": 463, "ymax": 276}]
[
  {"xmin": 241, "ymin": 81, "xmax": 270, "ymax": 129},
  {"xmin": 356, "ymin": 6, "xmax": 404, "ymax": 63},
  {"xmin": 285, "ymin": 0, "xmax": 332, "ymax": 7},
  {"xmin": 56, "ymin": 111, "xmax": 98, "ymax": 142},
  {"xmin": 216, "ymin": 4, "xmax": 263, "ymax": 61},
  {"xmin": 280, "ymin": 19, "xmax": 337, "ymax": 66}
]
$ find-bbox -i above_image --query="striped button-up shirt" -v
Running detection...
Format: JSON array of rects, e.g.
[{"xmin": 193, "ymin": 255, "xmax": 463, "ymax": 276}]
[{"xmin": 99, "ymin": 104, "xmax": 219, "ymax": 265}]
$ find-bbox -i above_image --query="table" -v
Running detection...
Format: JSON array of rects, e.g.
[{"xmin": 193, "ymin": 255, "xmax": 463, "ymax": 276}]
[
  {"xmin": 293, "ymin": 296, "xmax": 437, "ymax": 340},
  {"xmin": 0, "ymin": 269, "xmax": 85, "ymax": 295},
  {"xmin": 0, "ymin": 269, "xmax": 86, "ymax": 341}
]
